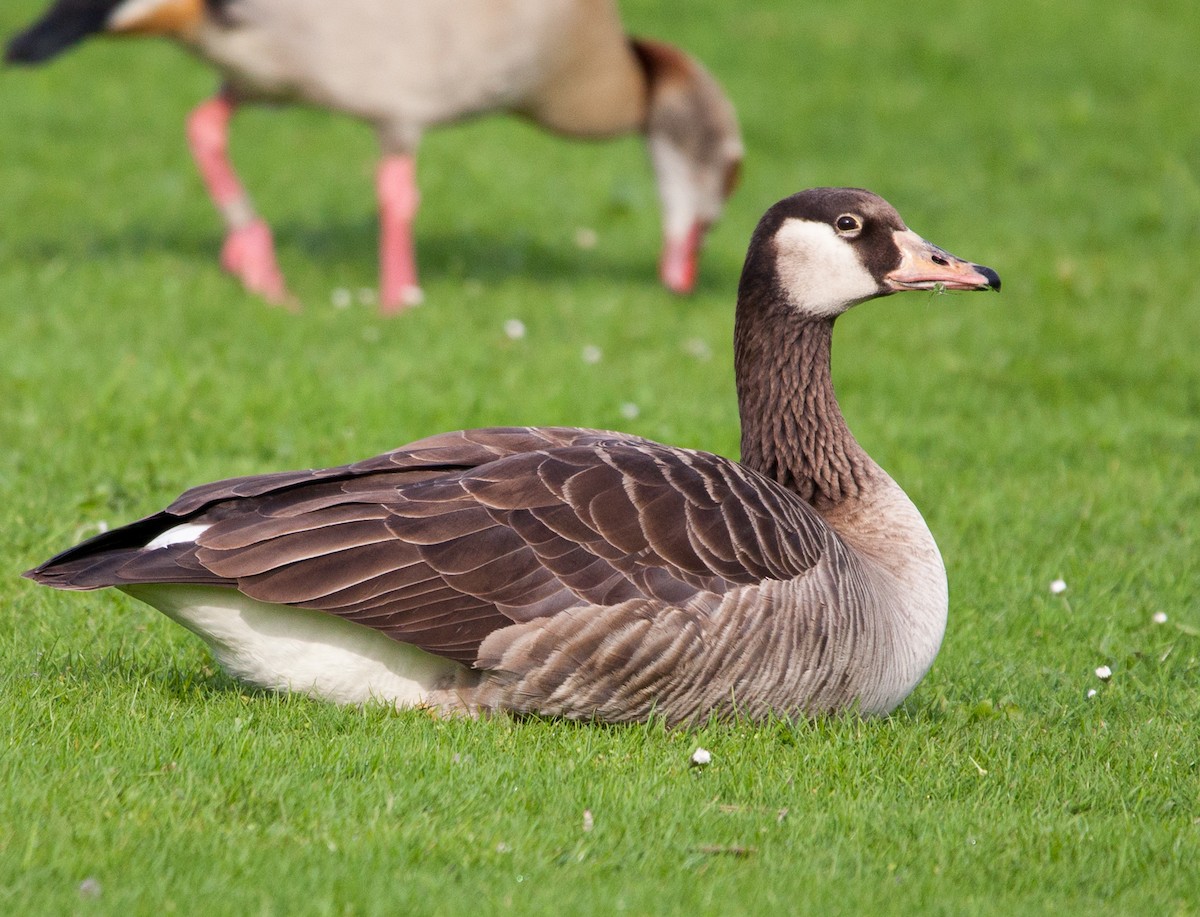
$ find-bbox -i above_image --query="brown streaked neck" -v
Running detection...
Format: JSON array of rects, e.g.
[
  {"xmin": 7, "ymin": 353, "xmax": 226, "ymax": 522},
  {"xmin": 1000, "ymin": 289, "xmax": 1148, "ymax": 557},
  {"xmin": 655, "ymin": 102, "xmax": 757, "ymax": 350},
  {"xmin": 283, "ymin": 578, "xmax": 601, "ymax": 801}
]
[{"xmin": 734, "ymin": 306, "xmax": 875, "ymax": 509}]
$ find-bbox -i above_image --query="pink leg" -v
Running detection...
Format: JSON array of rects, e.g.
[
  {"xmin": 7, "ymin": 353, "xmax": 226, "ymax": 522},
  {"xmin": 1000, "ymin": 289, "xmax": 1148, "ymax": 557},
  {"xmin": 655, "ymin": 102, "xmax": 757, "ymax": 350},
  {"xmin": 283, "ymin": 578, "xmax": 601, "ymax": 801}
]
[
  {"xmin": 376, "ymin": 154, "xmax": 423, "ymax": 314},
  {"xmin": 186, "ymin": 95, "xmax": 293, "ymax": 308}
]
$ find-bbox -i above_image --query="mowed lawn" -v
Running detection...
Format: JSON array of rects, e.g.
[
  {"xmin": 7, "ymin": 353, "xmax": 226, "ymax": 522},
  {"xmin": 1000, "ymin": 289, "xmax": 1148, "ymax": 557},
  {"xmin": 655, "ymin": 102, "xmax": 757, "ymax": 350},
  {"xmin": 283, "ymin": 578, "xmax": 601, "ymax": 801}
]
[{"xmin": 2, "ymin": 0, "xmax": 1198, "ymax": 913}]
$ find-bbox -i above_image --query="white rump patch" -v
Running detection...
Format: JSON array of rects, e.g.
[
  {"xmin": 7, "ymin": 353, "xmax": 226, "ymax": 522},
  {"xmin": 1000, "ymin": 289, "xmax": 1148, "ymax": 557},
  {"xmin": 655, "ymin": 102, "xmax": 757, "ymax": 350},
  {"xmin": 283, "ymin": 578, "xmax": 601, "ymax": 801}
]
[
  {"xmin": 145, "ymin": 522, "xmax": 212, "ymax": 550},
  {"xmin": 773, "ymin": 218, "xmax": 880, "ymax": 318},
  {"xmin": 107, "ymin": 0, "xmax": 177, "ymax": 31},
  {"xmin": 123, "ymin": 584, "xmax": 467, "ymax": 707}
]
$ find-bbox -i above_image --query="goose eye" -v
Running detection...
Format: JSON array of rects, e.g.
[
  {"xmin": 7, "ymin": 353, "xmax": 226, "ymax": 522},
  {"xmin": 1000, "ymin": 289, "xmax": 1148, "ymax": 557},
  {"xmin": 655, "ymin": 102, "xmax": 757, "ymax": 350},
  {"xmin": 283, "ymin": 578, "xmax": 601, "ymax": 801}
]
[{"xmin": 835, "ymin": 215, "xmax": 861, "ymax": 235}]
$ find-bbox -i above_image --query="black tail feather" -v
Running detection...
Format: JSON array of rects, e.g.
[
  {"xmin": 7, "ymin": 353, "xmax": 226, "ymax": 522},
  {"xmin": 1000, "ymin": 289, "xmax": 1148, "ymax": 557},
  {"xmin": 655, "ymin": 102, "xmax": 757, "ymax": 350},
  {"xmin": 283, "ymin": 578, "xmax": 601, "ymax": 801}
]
[
  {"xmin": 24, "ymin": 513, "xmax": 234, "ymax": 591},
  {"xmin": 24, "ymin": 512, "xmax": 184, "ymax": 589},
  {"xmin": 6, "ymin": 0, "xmax": 123, "ymax": 65}
]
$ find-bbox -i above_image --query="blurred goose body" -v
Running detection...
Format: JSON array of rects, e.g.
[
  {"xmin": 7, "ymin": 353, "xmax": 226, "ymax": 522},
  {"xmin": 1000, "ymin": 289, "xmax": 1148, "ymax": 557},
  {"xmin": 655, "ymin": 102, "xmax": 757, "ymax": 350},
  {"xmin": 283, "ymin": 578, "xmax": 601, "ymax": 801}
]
[
  {"xmin": 7, "ymin": 0, "xmax": 743, "ymax": 310},
  {"xmin": 25, "ymin": 188, "xmax": 999, "ymax": 723}
]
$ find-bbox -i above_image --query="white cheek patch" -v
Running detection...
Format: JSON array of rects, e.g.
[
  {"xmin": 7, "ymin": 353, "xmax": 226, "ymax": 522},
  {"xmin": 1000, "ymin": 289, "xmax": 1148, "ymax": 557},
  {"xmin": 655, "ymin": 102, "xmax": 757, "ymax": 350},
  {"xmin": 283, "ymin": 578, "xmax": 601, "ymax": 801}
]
[
  {"xmin": 773, "ymin": 219, "xmax": 881, "ymax": 318},
  {"xmin": 145, "ymin": 522, "xmax": 212, "ymax": 550}
]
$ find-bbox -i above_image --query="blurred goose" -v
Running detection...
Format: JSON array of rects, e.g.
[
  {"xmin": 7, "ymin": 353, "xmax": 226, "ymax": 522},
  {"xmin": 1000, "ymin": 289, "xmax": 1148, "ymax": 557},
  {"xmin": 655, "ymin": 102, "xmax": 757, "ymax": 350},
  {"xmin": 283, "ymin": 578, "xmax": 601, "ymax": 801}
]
[
  {"xmin": 24, "ymin": 188, "xmax": 999, "ymax": 723},
  {"xmin": 6, "ymin": 0, "xmax": 743, "ymax": 311}
]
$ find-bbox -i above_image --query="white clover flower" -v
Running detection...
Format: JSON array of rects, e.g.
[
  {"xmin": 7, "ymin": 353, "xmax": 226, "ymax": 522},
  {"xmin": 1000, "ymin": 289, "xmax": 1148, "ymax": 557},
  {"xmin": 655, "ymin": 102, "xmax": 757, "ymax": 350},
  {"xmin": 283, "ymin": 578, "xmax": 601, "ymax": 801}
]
[
  {"xmin": 331, "ymin": 287, "xmax": 353, "ymax": 309},
  {"xmin": 691, "ymin": 747, "xmax": 712, "ymax": 766},
  {"xmin": 1086, "ymin": 688, "xmax": 1097, "ymax": 699},
  {"xmin": 582, "ymin": 344, "xmax": 602, "ymax": 364},
  {"xmin": 1095, "ymin": 665, "xmax": 1112, "ymax": 681},
  {"xmin": 619, "ymin": 402, "xmax": 640, "ymax": 420},
  {"xmin": 682, "ymin": 337, "xmax": 713, "ymax": 360},
  {"xmin": 1049, "ymin": 579, "xmax": 1067, "ymax": 595},
  {"xmin": 503, "ymin": 319, "xmax": 527, "ymax": 340},
  {"xmin": 1152, "ymin": 612, "xmax": 1168, "ymax": 625},
  {"xmin": 574, "ymin": 227, "xmax": 599, "ymax": 250}
]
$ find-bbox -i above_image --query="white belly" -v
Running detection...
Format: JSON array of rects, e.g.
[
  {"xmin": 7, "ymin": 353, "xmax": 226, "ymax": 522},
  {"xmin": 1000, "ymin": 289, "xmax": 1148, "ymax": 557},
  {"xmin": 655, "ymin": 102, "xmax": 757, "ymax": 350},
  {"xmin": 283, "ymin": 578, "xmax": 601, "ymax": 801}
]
[{"xmin": 123, "ymin": 583, "xmax": 467, "ymax": 707}]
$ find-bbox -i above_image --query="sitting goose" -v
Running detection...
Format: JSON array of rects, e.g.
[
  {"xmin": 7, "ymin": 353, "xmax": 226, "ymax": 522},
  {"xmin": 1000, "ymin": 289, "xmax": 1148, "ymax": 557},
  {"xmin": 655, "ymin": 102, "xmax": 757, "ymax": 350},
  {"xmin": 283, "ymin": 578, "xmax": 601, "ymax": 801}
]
[
  {"xmin": 24, "ymin": 188, "xmax": 999, "ymax": 723},
  {"xmin": 6, "ymin": 0, "xmax": 742, "ymax": 311}
]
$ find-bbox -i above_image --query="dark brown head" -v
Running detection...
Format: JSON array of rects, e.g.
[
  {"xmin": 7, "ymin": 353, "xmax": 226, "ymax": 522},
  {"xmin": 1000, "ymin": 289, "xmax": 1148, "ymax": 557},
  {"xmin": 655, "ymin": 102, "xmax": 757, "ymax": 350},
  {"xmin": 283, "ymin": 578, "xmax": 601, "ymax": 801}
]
[
  {"xmin": 733, "ymin": 188, "xmax": 999, "ymax": 503},
  {"xmin": 737, "ymin": 187, "xmax": 999, "ymax": 321}
]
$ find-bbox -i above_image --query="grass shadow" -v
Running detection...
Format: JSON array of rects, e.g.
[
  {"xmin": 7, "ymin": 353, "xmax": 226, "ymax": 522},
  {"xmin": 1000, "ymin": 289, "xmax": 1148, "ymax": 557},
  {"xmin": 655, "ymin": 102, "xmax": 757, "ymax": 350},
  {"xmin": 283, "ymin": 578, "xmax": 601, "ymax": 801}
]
[{"xmin": 9, "ymin": 215, "xmax": 679, "ymax": 291}]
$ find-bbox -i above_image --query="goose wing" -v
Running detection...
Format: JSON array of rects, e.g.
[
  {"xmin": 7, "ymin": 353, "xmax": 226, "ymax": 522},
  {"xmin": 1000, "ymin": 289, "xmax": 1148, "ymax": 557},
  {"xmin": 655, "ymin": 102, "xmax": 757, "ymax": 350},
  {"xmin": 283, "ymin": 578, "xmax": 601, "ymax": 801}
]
[{"xmin": 26, "ymin": 427, "xmax": 831, "ymax": 667}]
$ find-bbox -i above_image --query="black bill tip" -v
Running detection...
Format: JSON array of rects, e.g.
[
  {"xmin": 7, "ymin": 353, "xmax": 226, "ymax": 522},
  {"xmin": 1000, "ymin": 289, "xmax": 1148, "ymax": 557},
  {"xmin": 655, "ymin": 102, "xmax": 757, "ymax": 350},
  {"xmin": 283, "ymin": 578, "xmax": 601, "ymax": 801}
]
[{"xmin": 974, "ymin": 264, "xmax": 1001, "ymax": 291}]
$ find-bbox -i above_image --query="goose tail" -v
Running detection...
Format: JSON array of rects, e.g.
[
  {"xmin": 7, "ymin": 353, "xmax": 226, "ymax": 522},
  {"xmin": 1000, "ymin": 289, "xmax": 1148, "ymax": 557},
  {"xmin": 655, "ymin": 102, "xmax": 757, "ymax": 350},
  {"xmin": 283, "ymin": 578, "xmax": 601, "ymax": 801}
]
[
  {"xmin": 6, "ymin": 1, "xmax": 120, "ymax": 65},
  {"xmin": 23, "ymin": 511, "xmax": 213, "ymax": 591}
]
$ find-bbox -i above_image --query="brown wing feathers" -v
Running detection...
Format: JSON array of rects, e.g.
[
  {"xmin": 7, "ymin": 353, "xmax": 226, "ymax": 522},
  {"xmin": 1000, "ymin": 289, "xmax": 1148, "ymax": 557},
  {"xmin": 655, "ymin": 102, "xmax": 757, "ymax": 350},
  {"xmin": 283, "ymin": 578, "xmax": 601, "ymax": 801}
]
[
  {"xmin": 162, "ymin": 427, "xmax": 601, "ymax": 517},
  {"xmin": 25, "ymin": 428, "xmax": 832, "ymax": 670}
]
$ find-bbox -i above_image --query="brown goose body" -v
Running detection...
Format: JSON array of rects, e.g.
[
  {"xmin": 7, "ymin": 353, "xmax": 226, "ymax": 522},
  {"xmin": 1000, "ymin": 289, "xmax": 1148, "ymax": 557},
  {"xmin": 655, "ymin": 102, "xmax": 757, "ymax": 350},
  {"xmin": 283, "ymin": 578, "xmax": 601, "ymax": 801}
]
[
  {"xmin": 6, "ymin": 0, "xmax": 743, "ymax": 309},
  {"xmin": 24, "ymin": 189, "xmax": 1000, "ymax": 723}
]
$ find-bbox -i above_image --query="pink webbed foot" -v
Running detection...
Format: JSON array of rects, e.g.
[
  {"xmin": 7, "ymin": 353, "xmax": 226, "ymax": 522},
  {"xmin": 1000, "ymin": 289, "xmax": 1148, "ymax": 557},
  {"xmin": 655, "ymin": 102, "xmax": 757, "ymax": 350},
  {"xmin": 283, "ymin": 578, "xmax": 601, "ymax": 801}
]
[{"xmin": 220, "ymin": 219, "xmax": 295, "ymax": 309}]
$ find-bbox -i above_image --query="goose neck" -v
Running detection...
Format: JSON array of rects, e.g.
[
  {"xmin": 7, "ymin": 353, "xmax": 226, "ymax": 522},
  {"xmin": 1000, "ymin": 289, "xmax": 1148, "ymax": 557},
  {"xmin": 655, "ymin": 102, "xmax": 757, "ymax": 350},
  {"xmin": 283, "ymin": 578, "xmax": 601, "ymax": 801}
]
[{"xmin": 734, "ymin": 313, "xmax": 874, "ymax": 508}]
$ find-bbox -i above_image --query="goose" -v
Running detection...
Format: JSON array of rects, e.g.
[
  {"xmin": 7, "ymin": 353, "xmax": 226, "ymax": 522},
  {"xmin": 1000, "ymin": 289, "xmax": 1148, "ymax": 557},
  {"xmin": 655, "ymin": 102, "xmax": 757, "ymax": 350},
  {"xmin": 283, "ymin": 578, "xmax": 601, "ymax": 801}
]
[
  {"xmin": 23, "ymin": 188, "xmax": 999, "ymax": 723},
  {"xmin": 6, "ymin": 0, "xmax": 743, "ymax": 312}
]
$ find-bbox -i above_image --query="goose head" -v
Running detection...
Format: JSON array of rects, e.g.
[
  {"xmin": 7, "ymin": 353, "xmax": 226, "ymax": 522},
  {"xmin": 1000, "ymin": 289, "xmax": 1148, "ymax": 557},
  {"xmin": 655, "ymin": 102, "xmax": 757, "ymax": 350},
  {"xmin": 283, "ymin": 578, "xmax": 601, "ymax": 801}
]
[
  {"xmin": 634, "ymin": 39, "xmax": 744, "ymax": 295},
  {"xmin": 734, "ymin": 188, "xmax": 1000, "ymax": 502},
  {"xmin": 738, "ymin": 187, "xmax": 1000, "ymax": 319}
]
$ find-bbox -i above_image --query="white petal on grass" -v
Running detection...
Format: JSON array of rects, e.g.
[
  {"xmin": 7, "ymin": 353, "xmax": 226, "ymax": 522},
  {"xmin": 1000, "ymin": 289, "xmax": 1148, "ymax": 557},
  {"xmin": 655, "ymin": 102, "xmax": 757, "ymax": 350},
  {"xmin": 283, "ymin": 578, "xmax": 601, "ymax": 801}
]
[
  {"xmin": 682, "ymin": 337, "xmax": 713, "ymax": 360},
  {"xmin": 619, "ymin": 402, "xmax": 640, "ymax": 420},
  {"xmin": 331, "ymin": 287, "xmax": 353, "ymax": 309},
  {"xmin": 1152, "ymin": 612, "xmax": 1168, "ymax": 624},
  {"xmin": 1095, "ymin": 665, "xmax": 1112, "ymax": 681},
  {"xmin": 1049, "ymin": 579, "xmax": 1067, "ymax": 595},
  {"xmin": 582, "ymin": 344, "xmax": 603, "ymax": 364},
  {"xmin": 574, "ymin": 227, "xmax": 599, "ymax": 250},
  {"xmin": 582, "ymin": 809, "xmax": 594, "ymax": 832},
  {"xmin": 503, "ymin": 319, "xmax": 527, "ymax": 340},
  {"xmin": 691, "ymin": 747, "xmax": 712, "ymax": 766}
]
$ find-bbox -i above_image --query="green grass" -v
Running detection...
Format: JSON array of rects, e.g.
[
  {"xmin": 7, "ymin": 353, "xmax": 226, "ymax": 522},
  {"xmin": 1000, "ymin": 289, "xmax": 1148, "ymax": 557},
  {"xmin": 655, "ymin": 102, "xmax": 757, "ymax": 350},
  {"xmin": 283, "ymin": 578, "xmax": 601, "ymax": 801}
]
[{"xmin": 2, "ymin": 0, "xmax": 1199, "ymax": 913}]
